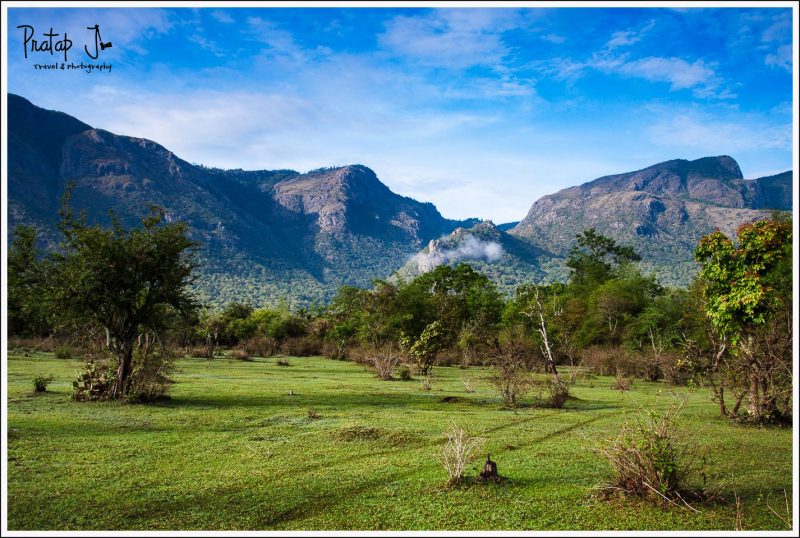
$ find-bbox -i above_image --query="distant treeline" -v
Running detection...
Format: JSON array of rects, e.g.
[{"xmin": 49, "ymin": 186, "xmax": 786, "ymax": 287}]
[{"xmin": 7, "ymin": 192, "xmax": 792, "ymax": 422}]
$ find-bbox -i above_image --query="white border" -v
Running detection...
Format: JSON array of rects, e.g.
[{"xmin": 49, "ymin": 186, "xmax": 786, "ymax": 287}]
[{"xmin": 1, "ymin": 1, "xmax": 798, "ymax": 537}]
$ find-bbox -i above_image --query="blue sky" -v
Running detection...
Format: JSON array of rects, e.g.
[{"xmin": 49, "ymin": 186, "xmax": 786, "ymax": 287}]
[{"xmin": 6, "ymin": 6, "xmax": 795, "ymax": 223}]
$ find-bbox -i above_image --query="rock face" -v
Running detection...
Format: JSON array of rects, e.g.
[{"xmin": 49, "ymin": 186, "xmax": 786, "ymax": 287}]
[
  {"xmin": 510, "ymin": 156, "xmax": 792, "ymax": 287},
  {"xmin": 7, "ymin": 94, "xmax": 472, "ymax": 306}
]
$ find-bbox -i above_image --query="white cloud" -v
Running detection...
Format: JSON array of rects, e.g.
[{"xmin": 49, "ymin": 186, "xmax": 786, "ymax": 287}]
[
  {"xmin": 647, "ymin": 112, "xmax": 792, "ymax": 152},
  {"xmin": 379, "ymin": 9, "xmax": 518, "ymax": 69},
  {"xmin": 765, "ymin": 44, "xmax": 792, "ymax": 72},
  {"xmin": 411, "ymin": 234, "xmax": 504, "ymax": 273},
  {"xmin": 606, "ymin": 31, "xmax": 639, "ymax": 49}
]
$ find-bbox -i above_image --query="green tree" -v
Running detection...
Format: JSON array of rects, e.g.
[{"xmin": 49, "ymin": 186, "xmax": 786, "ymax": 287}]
[
  {"xmin": 53, "ymin": 198, "xmax": 198, "ymax": 399},
  {"xmin": 8, "ymin": 225, "xmax": 52, "ymax": 336},
  {"xmin": 695, "ymin": 218, "xmax": 792, "ymax": 421},
  {"xmin": 566, "ymin": 228, "xmax": 641, "ymax": 291}
]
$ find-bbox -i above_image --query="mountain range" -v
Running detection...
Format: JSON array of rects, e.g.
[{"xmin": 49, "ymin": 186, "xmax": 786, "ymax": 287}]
[{"xmin": 6, "ymin": 94, "xmax": 793, "ymax": 305}]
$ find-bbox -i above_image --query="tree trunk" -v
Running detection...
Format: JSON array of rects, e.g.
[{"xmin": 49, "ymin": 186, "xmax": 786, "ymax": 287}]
[
  {"xmin": 113, "ymin": 344, "xmax": 134, "ymax": 398},
  {"xmin": 747, "ymin": 363, "xmax": 760, "ymax": 419},
  {"xmin": 718, "ymin": 386, "xmax": 727, "ymax": 417}
]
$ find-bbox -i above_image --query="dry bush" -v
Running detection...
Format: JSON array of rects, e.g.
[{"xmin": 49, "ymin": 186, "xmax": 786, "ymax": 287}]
[
  {"xmin": 422, "ymin": 373, "xmax": 434, "ymax": 391},
  {"xmin": 612, "ymin": 373, "xmax": 633, "ymax": 391},
  {"xmin": 190, "ymin": 346, "xmax": 212, "ymax": 359},
  {"xmin": 231, "ymin": 348, "xmax": 252, "ymax": 361},
  {"xmin": 599, "ymin": 395, "xmax": 702, "ymax": 505},
  {"xmin": 371, "ymin": 351, "xmax": 401, "ymax": 380},
  {"xmin": 8, "ymin": 336, "xmax": 58, "ymax": 354},
  {"xmin": 548, "ymin": 379, "xmax": 570, "ymax": 408},
  {"xmin": 581, "ymin": 346, "xmax": 640, "ymax": 378},
  {"xmin": 660, "ymin": 352, "xmax": 689, "ymax": 386},
  {"xmin": 462, "ymin": 376, "xmax": 475, "ymax": 393},
  {"xmin": 243, "ymin": 336, "xmax": 278, "ymax": 358},
  {"xmin": 491, "ymin": 352, "xmax": 532, "ymax": 407},
  {"xmin": 435, "ymin": 348, "xmax": 461, "ymax": 367},
  {"xmin": 440, "ymin": 421, "xmax": 484, "ymax": 487},
  {"xmin": 276, "ymin": 358, "xmax": 291, "ymax": 366},
  {"xmin": 280, "ymin": 336, "xmax": 322, "ymax": 357}
]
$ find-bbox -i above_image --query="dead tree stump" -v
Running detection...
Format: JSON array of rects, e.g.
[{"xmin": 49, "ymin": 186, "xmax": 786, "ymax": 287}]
[{"xmin": 478, "ymin": 453, "xmax": 501, "ymax": 482}]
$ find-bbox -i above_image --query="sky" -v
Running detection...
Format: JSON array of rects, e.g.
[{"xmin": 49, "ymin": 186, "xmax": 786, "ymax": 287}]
[{"xmin": 5, "ymin": 5, "xmax": 796, "ymax": 223}]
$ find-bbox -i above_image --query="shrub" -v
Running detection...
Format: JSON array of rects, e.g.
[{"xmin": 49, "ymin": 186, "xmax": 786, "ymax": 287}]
[
  {"xmin": 612, "ymin": 374, "xmax": 633, "ymax": 391},
  {"xmin": 581, "ymin": 346, "xmax": 639, "ymax": 377},
  {"xmin": 600, "ymin": 396, "xmax": 701, "ymax": 502},
  {"xmin": 276, "ymin": 358, "xmax": 291, "ymax": 366},
  {"xmin": 281, "ymin": 336, "xmax": 322, "ymax": 357},
  {"xmin": 32, "ymin": 374, "xmax": 54, "ymax": 393},
  {"xmin": 422, "ymin": 374, "xmax": 434, "ymax": 391},
  {"xmin": 396, "ymin": 364, "xmax": 412, "ymax": 381},
  {"xmin": 440, "ymin": 421, "xmax": 483, "ymax": 487},
  {"xmin": 190, "ymin": 346, "xmax": 212, "ymax": 359},
  {"xmin": 72, "ymin": 360, "xmax": 116, "ymax": 401},
  {"xmin": 231, "ymin": 348, "xmax": 252, "ymax": 361},
  {"xmin": 54, "ymin": 345, "xmax": 74, "ymax": 360},
  {"xmin": 371, "ymin": 350, "xmax": 400, "ymax": 380},
  {"xmin": 549, "ymin": 379, "xmax": 570, "ymax": 408},
  {"xmin": 491, "ymin": 353, "xmax": 532, "ymax": 408},
  {"xmin": 124, "ymin": 344, "xmax": 177, "ymax": 403},
  {"xmin": 462, "ymin": 376, "xmax": 475, "ymax": 393},
  {"xmin": 243, "ymin": 336, "xmax": 278, "ymax": 358}
]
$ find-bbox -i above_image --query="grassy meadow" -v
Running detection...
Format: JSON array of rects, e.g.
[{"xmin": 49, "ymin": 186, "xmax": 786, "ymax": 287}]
[{"xmin": 6, "ymin": 352, "xmax": 794, "ymax": 531}]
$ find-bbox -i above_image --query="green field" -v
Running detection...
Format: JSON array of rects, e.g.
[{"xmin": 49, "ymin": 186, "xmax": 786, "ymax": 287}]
[{"xmin": 5, "ymin": 353, "xmax": 794, "ymax": 531}]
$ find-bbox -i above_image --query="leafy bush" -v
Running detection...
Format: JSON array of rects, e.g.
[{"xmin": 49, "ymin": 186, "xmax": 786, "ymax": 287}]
[
  {"xmin": 32, "ymin": 374, "xmax": 54, "ymax": 393},
  {"xmin": 396, "ymin": 364, "xmax": 412, "ymax": 381},
  {"xmin": 124, "ymin": 345, "xmax": 177, "ymax": 403},
  {"xmin": 600, "ymin": 396, "xmax": 701, "ymax": 502}
]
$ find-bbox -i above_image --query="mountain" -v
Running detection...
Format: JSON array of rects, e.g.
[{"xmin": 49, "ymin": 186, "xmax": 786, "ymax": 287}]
[
  {"xmin": 7, "ymin": 94, "xmax": 475, "ymax": 306},
  {"xmin": 508, "ymin": 156, "xmax": 792, "ymax": 287},
  {"xmin": 7, "ymin": 94, "xmax": 792, "ymax": 303}
]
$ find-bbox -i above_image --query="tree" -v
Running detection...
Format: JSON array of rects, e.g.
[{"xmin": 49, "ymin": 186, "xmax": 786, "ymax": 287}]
[
  {"xmin": 566, "ymin": 228, "xmax": 640, "ymax": 290},
  {"xmin": 401, "ymin": 320, "xmax": 447, "ymax": 376},
  {"xmin": 695, "ymin": 218, "xmax": 792, "ymax": 422},
  {"xmin": 53, "ymin": 197, "xmax": 198, "ymax": 399},
  {"xmin": 8, "ymin": 225, "xmax": 53, "ymax": 336}
]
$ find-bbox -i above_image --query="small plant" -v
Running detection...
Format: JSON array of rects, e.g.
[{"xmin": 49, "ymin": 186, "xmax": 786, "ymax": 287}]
[
  {"xmin": 599, "ymin": 395, "xmax": 701, "ymax": 504},
  {"xmin": 440, "ymin": 421, "xmax": 483, "ymax": 487},
  {"xmin": 549, "ymin": 379, "xmax": 570, "ymax": 408},
  {"xmin": 72, "ymin": 361, "xmax": 116, "ymax": 401},
  {"xmin": 231, "ymin": 348, "xmax": 252, "ymax": 361},
  {"xmin": 396, "ymin": 364, "xmax": 412, "ymax": 381},
  {"xmin": 32, "ymin": 374, "xmax": 54, "ymax": 393},
  {"xmin": 276, "ymin": 358, "xmax": 291, "ymax": 366},
  {"xmin": 307, "ymin": 408, "xmax": 321, "ymax": 420},
  {"xmin": 462, "ymin": 376, "xmax": 475, "ymax": 393}
]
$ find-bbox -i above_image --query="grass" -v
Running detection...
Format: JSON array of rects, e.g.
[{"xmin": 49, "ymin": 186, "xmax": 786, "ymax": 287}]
[{"xmin": 5, "ymin": 352, "xmax": 794, "ymax": 531}]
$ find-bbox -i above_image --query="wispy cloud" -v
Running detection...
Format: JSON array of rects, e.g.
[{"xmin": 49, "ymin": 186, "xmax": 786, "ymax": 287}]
[{"xmin": 379, "ymin": 9, "xmax": 519, "ymax": 69}]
